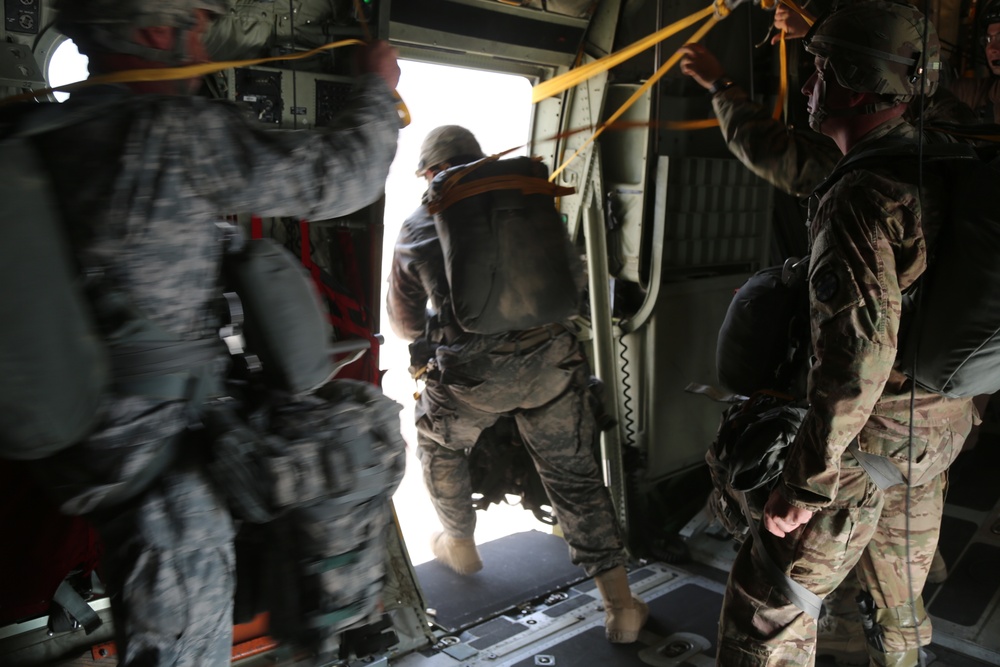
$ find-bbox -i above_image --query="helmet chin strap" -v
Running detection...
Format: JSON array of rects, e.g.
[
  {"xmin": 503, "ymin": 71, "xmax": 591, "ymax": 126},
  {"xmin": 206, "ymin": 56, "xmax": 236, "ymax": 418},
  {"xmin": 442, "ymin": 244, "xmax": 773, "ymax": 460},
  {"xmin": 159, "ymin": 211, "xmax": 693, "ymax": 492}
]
[{"xmin": 808, "ymin": 77, "xmax": 900, "ymax": 132}]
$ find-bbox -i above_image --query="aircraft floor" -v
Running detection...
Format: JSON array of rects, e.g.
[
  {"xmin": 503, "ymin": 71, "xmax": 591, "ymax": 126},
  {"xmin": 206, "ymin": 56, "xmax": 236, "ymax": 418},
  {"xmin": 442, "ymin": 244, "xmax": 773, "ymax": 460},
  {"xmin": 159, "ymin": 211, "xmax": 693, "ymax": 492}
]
[{"xmin": 396, "ymin": 552, "xmax": 1000, "ymax": 667}]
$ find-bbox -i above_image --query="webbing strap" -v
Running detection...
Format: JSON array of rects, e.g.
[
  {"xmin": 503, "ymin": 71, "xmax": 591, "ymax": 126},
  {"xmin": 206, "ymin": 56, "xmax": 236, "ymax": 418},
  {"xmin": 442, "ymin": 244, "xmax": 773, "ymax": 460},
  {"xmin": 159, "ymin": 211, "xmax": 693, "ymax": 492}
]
[
  {"xmin": 737, "ymin": 492, "xmax": 823, "ymax": 619},
  {"xmin": 550, "ymin": 12, "xmax": 720, "ymax": 181},
  {"xmin": 427, "ymin": 174, "xmax": 575, "ymax": 215},
  {"xmin": 306, "ymin": 601, "xmax": 368, "ymax": 630},
  {"xmin": 109, "ymin": 339, "xmax": 224, "ymax": 381},
  {"xmin": 532, "ymin": 5, "xmax": 717, "ymax": 104},
  {"xmin": 1, "ymin": 38, "xmax": 411, "ymax": 126},
  {"xmin": 847, "ymin": 440, "xmax": 907, "ymax": 490},
  {"xmin": 51, "ymin": 579, "xmax": 102, "ymax": 634}
]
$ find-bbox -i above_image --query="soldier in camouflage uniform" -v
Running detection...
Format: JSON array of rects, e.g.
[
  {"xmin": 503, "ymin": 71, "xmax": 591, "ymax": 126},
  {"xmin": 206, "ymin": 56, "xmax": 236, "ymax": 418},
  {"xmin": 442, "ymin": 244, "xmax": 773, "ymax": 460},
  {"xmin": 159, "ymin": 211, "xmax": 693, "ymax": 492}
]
[
  {"xmin": 21, "ymin": 2, "xmax": 401, "ymax": 664},
  {"xmin": 678, "ymin": 3, "xmax": 980, "ymax": 199},
  {"xmin": 386, "ymin": 125, "xmax": 648, "ymax": 644},
  {"xmin": 707, "ymin": 3, "xmax": 976, "ymax": 666}
]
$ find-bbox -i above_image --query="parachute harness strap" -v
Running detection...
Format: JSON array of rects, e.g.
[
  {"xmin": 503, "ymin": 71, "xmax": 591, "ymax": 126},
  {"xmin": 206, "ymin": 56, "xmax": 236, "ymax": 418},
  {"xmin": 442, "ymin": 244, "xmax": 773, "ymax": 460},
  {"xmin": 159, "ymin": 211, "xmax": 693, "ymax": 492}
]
[{"xmin": 426, "ymin": 153, "xmax": 576, "ymax": 215}]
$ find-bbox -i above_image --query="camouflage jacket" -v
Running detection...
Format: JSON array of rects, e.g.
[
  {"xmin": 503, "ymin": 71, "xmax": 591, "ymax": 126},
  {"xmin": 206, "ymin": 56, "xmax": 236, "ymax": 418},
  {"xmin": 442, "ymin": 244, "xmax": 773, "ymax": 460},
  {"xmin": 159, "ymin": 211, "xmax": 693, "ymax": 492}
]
[
  {"xmin": 30, "ymin": 74, "xmax": 399, "ymax": 514},
  {"xmin": 780, "ymin": 118, "xmax": 972, "ymax": 511},
  {"xmin": 386, "ymin": 202, "xmax": 451, "ymax": 343},
  {"xmin": 712, "ymin": 85, "xmax": 840, "ymax": 197}
]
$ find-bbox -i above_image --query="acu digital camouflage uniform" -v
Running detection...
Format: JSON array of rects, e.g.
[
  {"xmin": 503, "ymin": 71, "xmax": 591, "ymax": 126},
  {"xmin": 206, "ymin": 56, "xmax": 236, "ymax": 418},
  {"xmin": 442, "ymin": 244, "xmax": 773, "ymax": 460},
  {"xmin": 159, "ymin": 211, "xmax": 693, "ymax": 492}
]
[
  {"xmin": 386, "ymin": 202, "xmax": 627, "ymax": 577},
  {"xmin": 715, "ymin": 4, "xmax": 975, "ymax": 666},
  {"xmin": 21, "ymin": 5, "xmax": 401, "ymax": 662}
]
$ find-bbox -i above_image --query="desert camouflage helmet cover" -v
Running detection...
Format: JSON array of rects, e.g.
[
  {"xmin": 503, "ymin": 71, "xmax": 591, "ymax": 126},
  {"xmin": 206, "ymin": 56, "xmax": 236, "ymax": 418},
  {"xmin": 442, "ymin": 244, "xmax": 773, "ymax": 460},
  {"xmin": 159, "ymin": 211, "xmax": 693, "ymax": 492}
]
[
  {"xmin": 56, "ymin": 0, "xmax": 227, "ymax": 60},
  {"xmin": 804, "ymin": 0, "xmax": 941, "ymax": 102},
  {"xmin": 416, "ymin": 125, "xmax": 485, "ymax": 176}
]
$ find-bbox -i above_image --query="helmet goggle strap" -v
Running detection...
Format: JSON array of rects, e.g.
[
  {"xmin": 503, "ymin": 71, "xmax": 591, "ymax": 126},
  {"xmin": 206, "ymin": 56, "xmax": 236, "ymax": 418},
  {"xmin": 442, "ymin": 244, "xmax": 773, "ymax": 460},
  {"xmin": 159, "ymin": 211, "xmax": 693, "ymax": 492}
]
[{"xmin": 808, "ymin": 56, "xmax": 900, "ymax": 131}]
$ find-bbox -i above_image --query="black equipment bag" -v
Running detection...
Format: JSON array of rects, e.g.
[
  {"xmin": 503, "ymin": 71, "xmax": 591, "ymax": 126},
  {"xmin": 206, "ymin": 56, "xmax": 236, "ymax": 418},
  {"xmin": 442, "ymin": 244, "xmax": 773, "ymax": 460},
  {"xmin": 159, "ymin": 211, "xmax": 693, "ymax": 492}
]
[
  {"xmin": 705, "ymin": 392, "xmax": 807, "ymax": 541},
  {"xmin": 209, "ymin": 380, "xmax": 406, "ymax": 659},
  {"xmin": 427, "ymin": 156, "xmax": 580, "ymax": 334},
  {"xmin": 716, "ymin": 261, "xmax": 810, "ymax": 399}
]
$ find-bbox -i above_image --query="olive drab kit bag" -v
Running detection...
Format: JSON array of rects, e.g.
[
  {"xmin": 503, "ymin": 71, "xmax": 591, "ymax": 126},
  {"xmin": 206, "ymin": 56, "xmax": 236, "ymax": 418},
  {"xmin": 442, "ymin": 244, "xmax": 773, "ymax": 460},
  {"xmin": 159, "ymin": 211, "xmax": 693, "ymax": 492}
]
[
  {"xmin": 209, "ymin": 231, "xmax": 407, "ymax": 660},
  {"xmin": 426, "ymin": 156, "xmax": 581, "ymax": 334}
]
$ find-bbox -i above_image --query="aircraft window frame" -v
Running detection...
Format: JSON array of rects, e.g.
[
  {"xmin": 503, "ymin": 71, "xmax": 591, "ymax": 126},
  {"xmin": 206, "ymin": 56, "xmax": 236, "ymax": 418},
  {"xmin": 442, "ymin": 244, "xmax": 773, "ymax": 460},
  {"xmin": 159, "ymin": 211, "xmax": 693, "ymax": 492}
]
[{"xmin": 35, "ymin": 25, "xmax": 89, "ymax": 103}]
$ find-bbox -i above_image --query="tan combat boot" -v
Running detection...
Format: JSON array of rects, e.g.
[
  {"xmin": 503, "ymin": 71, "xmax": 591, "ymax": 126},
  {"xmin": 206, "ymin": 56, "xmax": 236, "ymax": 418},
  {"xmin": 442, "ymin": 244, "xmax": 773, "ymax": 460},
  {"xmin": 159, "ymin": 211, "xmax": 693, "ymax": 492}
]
[
  {"xmin": 816, "ymin": 610, "xmax": 868, "ymax": 666},
  {"xmin": 430, "ymin": 532, "xmax": 483, "ymax": 575},
  {"xmin": 593, "ymin": 566, "xmax": 649, "ymax": 643}
]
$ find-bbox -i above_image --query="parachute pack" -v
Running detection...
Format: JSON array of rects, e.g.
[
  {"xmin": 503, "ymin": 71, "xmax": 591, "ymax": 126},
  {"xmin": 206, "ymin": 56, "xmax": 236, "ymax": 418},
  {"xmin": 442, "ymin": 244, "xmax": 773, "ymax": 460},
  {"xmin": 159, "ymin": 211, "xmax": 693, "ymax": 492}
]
[
  {"xmin": 0, "ymin": 129, "xmax": 109, "ymax": 460},
  {"xmin": 426, "ymin": 156, "xmax": 581, "ymax": 335},
  {"xmin": 818, "ymin": 139, "xmax": 1000, "ymax": 398}
]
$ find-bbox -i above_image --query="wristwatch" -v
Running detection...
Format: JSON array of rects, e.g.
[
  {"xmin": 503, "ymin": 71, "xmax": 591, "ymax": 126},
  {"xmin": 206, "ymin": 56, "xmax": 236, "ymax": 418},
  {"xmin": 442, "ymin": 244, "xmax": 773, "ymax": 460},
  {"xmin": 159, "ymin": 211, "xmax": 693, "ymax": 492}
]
[{"xmin": 708, "ymin": 76, "xmax": 736, "ymax": 95}]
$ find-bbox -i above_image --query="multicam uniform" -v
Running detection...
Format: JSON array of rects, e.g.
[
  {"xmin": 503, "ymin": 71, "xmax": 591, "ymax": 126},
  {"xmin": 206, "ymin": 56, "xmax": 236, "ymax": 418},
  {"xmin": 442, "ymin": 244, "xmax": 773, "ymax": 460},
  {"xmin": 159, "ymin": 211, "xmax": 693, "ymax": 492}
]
[
  {"xmin": 716, "ymin": 118, "xmax": 975, "ymax": 665},
  {"xmin": 386, "ymin": 203, "xmax": 627, "ymax": 577},
  {"xmin": 26, "ymin": 77, "xmax": 399, "ymax": 666}
]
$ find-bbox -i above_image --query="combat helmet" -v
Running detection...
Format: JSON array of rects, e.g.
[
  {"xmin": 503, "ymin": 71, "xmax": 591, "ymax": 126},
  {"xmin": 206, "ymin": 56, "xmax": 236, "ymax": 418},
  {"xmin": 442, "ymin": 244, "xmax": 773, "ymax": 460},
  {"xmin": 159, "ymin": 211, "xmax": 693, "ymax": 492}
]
[
  {"xmin": 804, "ymin": 0, "xmax": 941, "ymax": 104},
  {"xmin": 981, "ymin": 0, "xmax": 1000, "ymax": 28},
  {"xmin": 416, "ymin": 125, "xmax": 485, "ymax": 176},
  {"xmin": 55, "ymin": 0, "xmax": 227, "ymax": 63}
]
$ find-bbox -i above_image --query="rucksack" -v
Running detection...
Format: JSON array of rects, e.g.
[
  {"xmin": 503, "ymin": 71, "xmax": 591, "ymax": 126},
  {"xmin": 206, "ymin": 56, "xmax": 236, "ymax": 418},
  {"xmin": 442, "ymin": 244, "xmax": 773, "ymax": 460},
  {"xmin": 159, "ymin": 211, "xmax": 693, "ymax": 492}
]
[
  {"xmin": 467, "ymin": 416, "xmax": 556, "ymax": 525},
  {"xmin": 705, "ymin": 392, "xmax": 807, "ymax": 541},
  {"xmin": 208, "ymin": 381, "xmax": 406, "ymax": 661},
  {"xmin": 426, "ymin": 156, "xmax": 581, "ymax": 334},
  {"xmin": 818, "ymin": 140, "xmax": 1000, "ymax": 398}
]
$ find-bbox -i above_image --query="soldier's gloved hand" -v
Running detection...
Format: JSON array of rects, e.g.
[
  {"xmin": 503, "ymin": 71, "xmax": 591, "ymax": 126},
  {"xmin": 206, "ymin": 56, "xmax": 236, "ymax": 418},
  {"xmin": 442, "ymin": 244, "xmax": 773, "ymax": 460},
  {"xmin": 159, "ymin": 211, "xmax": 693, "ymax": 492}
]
[{"xmin": 408, "ymin": 338, "xmax": 437, "ymax": 378}]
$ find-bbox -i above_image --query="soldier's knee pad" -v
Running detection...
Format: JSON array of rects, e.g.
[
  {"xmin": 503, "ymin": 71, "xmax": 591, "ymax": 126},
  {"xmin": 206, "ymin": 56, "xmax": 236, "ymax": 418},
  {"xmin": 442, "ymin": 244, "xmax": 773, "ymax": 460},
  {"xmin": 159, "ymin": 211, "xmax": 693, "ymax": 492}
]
[
  {"xmin": 858, "ymin": 591, "xmax": 929, "ymax": 655},
  {"xmin": 867, "ymin": 647, "xmax": 921, "ymax": 667}
]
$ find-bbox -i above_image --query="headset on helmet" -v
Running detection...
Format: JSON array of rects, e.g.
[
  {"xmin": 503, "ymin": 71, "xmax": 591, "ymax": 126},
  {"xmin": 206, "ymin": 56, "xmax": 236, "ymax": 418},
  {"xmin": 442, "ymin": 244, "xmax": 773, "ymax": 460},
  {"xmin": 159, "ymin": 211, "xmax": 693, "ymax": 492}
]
[
  {"xmin": 803, "ymin": 0, "xmax": 941, "ymax": 104},
  {"xmin": 55, "ymin": 0, "xmax": 227, "ymax": 64}
]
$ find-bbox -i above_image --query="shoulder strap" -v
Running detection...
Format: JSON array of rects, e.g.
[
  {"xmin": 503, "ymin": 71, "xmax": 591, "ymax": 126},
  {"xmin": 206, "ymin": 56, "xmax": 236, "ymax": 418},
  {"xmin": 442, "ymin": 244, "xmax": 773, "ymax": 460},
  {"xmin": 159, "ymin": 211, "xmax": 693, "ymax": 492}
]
[{"xmin": 815, "ymin": 138, "xmax": 979, "ymax": 199}]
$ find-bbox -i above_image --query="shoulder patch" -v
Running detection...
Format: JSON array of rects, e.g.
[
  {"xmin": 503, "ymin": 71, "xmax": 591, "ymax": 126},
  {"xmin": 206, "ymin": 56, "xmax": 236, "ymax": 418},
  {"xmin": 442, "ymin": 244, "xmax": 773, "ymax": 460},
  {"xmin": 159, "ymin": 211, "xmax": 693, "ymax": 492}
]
[{"xmin": 812, "ymin": 269, "xmax": 840, "ymax": 303}]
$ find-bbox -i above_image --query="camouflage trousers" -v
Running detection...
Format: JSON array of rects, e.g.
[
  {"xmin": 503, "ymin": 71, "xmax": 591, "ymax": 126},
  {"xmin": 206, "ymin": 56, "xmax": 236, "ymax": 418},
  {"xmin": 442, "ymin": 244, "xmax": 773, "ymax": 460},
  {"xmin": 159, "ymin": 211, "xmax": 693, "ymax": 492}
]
[
  {"xmin": 415, "ymin": 330, "xmax": 626, "ymax": 577},
  {"xmin": 93, "ymin": 455, "xmax": 235, "ymax": 667},
  {"xmin": 35, "ymin": 404, "xmax": 235, "ymax": 667},
  {"xmin": 718, "ymin": 414, "xmax": 972, "ymax": 667}
]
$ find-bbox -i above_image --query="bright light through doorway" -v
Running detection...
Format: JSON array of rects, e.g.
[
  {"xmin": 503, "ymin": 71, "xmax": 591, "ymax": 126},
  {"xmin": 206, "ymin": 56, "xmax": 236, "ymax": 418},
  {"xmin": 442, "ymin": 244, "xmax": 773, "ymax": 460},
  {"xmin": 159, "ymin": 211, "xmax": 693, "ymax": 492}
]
[
  {"xmin": 47, "ymin": 39, "xmax": 88, "ymax": 102},
  {"xmin": 381, "ymin": 60, "xmax": 545, "ymax": 566}
]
